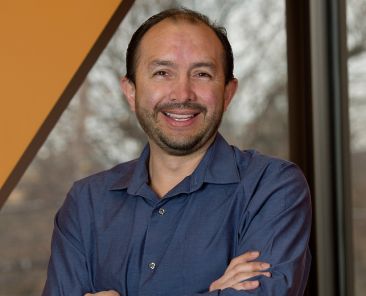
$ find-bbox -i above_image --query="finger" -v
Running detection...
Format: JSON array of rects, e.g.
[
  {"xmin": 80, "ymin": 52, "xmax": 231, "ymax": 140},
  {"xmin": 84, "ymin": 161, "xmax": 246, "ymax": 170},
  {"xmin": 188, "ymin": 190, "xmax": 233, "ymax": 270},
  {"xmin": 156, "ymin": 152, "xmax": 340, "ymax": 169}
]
[
  {"xmin": 230, "ymin": 261, "xmax": 271, "ymax": 274},
  {"xmin": 233, "ymin": 271, "xmax": 272, "ymax": 282},
  {"xmin": 84, "ymin": 291, "xmax": 120, "ymax": 296},
  {"xmin": 222, "ymin": 261, "xmax": 270, "ymax": 283},
  {"xmin": 228, "ymin": 251, "xmax": 260, "ymax": 268},
  {"xmin": 213, "ymin": 272, "xmax": 272, "ymax": 289},
  {"xmin": 214, "ymin": 261, "xmax": 271, "ymax": 285},
  {"xmin": 232, "ymin": 280, "xmax": 260, "ymax": 291},
  {"xmin": 219, "ymin": 271, "xmax": 271, "ymax": 289}
]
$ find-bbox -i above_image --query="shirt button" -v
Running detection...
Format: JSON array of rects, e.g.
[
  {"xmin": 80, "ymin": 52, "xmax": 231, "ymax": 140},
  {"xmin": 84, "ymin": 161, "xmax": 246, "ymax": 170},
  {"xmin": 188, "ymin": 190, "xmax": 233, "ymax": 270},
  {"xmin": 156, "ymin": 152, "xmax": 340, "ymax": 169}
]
[
  {"xmin": 148, "ymin": 262, "xmax": 156, "ymax": 270},
  {"xmin": 158, "ymin": 208, "xmax": 166, "ymax": 215}
]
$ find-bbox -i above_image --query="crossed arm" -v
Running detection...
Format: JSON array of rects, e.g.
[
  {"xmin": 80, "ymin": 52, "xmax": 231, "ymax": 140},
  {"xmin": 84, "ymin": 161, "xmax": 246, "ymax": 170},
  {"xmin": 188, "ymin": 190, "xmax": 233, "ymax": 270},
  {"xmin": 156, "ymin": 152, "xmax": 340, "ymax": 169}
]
[{"xmin": 85, "ymin": 251, "xmax": 271, "ymax": 296}]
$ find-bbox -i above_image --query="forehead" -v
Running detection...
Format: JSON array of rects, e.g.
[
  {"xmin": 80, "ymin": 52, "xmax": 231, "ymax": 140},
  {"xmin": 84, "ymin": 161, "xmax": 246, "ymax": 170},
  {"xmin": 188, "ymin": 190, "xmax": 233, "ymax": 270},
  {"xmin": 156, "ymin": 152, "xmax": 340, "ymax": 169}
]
[{"xmin": 137, "ymin": 18, "xmax": 224, "ymax": 63}]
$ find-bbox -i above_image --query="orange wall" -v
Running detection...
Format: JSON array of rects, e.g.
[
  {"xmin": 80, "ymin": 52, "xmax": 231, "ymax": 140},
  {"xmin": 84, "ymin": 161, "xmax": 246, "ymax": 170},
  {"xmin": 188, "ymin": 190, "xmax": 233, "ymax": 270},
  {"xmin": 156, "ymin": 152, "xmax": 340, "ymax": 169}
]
[{"xmin": 0, "ymin": 1, "xmax": 130, "ymax": 200}]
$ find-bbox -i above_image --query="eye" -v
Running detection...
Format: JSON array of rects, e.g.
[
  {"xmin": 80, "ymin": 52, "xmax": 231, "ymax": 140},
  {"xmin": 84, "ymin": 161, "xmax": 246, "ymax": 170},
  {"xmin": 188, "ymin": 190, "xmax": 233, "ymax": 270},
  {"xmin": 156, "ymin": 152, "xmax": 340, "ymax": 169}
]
[
  {"xmin": 153, "ymin": 70, "xmax": 168, "ymax": 77},
  {"xmin": 196, "ymin": 72, "xmax": 212, "ymax": 79}
]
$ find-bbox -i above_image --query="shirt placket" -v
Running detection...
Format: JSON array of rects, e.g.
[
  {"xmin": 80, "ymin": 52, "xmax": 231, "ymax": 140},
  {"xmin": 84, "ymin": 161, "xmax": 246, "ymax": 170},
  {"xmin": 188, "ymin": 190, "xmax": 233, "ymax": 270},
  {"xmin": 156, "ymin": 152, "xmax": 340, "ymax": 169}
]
[{"xmin": 138, "ymin": 198, "xmax": 175, "ymax": 293}]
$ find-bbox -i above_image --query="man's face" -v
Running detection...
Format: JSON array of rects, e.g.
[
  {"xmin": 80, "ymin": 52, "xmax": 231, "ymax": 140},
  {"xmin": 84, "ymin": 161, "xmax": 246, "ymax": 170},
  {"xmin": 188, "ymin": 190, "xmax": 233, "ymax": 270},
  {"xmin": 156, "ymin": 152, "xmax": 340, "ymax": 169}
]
[{"xmin": 122, "ymin": 19, "xmax": 237, "ymax": 156}]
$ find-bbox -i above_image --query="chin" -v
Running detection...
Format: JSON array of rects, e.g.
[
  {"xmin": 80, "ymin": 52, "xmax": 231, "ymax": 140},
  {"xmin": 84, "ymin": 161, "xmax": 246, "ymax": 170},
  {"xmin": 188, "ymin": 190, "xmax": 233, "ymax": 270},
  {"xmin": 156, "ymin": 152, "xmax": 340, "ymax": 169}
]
[{"xmin": 156, "ymin": 132, "xmax": 215, "ymax": 156}]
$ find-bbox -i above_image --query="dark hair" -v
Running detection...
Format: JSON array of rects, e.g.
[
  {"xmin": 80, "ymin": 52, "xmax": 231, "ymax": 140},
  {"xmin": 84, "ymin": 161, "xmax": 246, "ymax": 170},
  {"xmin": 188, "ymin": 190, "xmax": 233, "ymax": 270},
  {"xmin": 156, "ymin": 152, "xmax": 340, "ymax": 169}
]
[{"xmin": 125, "ymin": 8, "xmax": 234, "ymax": 84}]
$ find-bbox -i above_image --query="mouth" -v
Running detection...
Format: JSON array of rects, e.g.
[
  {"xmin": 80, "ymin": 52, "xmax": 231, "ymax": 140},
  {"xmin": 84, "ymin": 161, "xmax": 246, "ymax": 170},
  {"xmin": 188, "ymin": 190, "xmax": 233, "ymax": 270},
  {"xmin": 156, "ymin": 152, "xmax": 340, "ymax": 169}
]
[
  {"xmin": 155, "ymin": 102, "xmax": 206, "ymax": 127},
  {"xmin": 163, "ymin": 111, "xmax": 200, "ymax": 122}
]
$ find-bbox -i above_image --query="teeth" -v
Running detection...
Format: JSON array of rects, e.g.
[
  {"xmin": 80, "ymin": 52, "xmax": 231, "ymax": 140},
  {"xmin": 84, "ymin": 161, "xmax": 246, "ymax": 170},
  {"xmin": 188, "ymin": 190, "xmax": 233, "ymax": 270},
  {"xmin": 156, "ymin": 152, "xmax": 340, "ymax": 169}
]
[{"xmin": 165, "ymin": 112, "xmax": 195, "ymax": 121}]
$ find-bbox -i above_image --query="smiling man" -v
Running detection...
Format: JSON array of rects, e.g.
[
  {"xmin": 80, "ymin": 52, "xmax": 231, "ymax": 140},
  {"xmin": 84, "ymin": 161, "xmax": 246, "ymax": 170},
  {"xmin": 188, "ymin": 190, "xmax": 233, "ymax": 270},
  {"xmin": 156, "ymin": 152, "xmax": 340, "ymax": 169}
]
[{"xmin": 42, "ymin": 8, "xmax": 311, "ymax": 296}]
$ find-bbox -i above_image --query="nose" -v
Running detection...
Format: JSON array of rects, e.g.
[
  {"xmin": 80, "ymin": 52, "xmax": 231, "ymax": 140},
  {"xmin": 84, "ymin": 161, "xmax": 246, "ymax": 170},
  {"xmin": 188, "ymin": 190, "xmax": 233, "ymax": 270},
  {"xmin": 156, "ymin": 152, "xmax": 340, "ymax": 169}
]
[{"xmin": 170, "ymin": 76, "xmax": 196, "ymax": 102}]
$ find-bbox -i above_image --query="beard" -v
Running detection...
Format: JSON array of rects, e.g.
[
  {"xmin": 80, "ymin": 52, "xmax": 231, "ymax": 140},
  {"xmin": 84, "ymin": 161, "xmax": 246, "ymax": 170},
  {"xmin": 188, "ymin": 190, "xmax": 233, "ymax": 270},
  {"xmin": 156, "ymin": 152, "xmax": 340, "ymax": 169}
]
[{"xmin": 135, "ymin": 101, "xmax": 224, "ymax": 156}]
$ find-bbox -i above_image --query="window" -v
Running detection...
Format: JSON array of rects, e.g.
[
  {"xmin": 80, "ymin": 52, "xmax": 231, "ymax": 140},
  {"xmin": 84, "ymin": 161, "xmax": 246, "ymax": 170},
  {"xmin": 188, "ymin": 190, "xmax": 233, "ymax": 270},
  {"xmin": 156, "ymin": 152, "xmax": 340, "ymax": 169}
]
[
  {"xmin": 347, "ymin": 0, "xmax": 366, "ymax": 294},
  {"xmin": 0, "ymin": 1, "xmax": 288, "ymax": 294}
]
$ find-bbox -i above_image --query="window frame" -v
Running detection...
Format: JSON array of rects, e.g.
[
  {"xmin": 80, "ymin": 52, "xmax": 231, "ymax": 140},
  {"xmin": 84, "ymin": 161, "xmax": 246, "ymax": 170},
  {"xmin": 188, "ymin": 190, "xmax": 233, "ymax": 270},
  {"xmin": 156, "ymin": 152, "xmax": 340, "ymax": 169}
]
[{"xmin": 286, "ymin": 0, "xmax": 354, "ymax": 295}]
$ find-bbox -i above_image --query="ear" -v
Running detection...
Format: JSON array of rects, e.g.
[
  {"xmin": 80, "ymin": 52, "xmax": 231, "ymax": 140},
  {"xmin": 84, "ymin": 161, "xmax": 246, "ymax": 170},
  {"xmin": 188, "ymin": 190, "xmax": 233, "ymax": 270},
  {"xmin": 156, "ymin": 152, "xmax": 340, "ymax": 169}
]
[
  {"xmin": 121, "ymin": 76, "xmax": 136, "ymax": 112},
  {"xmin": 223, "ymin": 78, "xmax": 238, "ymax": 111}
]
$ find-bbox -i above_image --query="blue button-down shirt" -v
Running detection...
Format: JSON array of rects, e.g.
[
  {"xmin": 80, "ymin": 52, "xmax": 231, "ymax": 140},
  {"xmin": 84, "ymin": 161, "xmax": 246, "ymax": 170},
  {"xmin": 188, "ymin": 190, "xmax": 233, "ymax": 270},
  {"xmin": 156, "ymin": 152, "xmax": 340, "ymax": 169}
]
[{"xmin": 42, "ymin": 134, "xmax": 311, "ymax": 296}]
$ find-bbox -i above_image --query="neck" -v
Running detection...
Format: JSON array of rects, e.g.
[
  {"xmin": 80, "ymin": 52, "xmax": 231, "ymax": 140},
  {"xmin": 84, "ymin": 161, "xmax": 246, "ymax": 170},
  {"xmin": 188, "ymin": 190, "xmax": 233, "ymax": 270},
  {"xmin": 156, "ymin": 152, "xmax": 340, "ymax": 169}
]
[{"xmin": 148, "ymin": 137, "xmax": 215, "ymax": 198}]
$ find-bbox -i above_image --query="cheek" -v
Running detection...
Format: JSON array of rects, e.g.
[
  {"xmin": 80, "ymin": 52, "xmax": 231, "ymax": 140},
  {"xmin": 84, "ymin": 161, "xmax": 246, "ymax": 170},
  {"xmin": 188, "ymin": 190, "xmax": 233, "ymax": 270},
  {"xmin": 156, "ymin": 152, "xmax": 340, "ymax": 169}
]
[
  {"xmin": 136, "ymin": 88, "xmax": 161, "ymax": 110},
  {"xmin": 196, "ymin": 87, "xmax": 225, "ymax": 109},
  {"xmin": 135, "ymin": 84, "xmax": 166, "ymax": 108}
]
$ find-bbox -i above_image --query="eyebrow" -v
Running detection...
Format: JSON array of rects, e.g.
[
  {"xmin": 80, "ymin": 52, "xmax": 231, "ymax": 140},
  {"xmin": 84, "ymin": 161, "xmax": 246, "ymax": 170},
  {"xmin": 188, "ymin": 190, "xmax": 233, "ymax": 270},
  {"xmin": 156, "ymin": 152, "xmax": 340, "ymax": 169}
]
[
  {"xmin": 148, "ymin": 60, "xmax": 216, "ymax": 70},
  {"xmin": 190, "ymin": 62, "xmax": 216, "ymax": 70},
  {"xmin": 149, "ymin": 60, "xmax": 176, "ymax": 68}
]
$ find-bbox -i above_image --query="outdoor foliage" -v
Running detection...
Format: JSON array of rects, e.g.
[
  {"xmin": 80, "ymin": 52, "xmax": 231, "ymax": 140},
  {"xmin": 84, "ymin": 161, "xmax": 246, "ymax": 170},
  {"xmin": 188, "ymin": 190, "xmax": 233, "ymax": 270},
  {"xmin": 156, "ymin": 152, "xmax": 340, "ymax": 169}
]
[{"xmin": 0, "ymin": 0, "xmax": 365, "ymax": 295}]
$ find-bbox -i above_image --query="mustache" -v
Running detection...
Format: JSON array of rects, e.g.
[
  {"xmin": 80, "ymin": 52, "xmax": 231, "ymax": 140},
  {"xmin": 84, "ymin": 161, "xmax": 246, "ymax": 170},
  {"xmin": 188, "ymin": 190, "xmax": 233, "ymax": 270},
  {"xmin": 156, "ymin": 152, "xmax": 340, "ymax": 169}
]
[{"xmin": 154, "ymin": 101, "xmax": 207, "ymax": 113}]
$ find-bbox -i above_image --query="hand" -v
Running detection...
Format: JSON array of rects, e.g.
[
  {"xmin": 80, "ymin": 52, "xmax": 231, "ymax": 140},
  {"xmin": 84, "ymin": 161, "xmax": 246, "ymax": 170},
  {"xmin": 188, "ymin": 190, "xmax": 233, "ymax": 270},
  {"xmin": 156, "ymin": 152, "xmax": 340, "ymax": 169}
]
[
  {"xmin": 209, "ymin": 251, "xmax": 271, "ymax": 291},
  {"xmin": 84, "ymin": 291, "xmax": 120, "ymax": 296}
]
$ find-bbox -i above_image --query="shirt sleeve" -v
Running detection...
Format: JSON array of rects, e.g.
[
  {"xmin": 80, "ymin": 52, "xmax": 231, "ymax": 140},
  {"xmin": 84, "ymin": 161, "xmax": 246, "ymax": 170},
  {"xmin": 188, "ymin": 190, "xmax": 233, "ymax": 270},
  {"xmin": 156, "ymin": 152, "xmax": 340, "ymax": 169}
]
[
  {"xmin": 226, "ymin": 160, "xmax": 311, "ymax": 295},
  {"xmin": 188, "ymin": 160, "xmax": 311, "ymax": 296},
  {"xmin": 42, "ymin": 185, "xmax": 95, "ymax": 296}
]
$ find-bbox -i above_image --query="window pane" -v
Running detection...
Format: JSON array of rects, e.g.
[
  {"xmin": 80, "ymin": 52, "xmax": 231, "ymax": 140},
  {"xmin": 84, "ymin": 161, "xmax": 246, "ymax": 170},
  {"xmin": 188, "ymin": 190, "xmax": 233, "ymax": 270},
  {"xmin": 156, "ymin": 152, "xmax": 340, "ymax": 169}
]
[
  {"xmin": 347, "ymin": 0, "xmax": 366, "ymax": 295},
  {"xmin": 0, "ymin": 1, "xmax": 287, "ymax": 295}
]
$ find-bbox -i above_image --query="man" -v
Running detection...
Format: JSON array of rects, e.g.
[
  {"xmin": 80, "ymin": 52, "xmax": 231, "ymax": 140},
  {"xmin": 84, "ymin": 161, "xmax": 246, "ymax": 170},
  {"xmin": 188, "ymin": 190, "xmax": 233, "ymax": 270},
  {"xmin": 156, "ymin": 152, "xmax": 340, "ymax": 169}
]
[{"xmin": 43, "ymin": 8, "xmax": 311, "ymax": 296}]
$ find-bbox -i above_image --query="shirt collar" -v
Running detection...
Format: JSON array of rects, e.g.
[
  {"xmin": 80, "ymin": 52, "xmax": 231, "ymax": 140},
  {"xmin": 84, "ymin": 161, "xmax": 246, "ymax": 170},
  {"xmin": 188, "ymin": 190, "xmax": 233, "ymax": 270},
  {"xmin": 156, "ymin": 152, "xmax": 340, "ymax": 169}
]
[
  {"xmin": 109, "ymin": 144, "xmax": 150, "ymax": 192},
  {"xmin": 182, "ymin": 133, "xmax": 240, "ymax": 194},
  {"xmin": 109, "ymin": 133, "xmax": 240, "ymax": 194}
]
